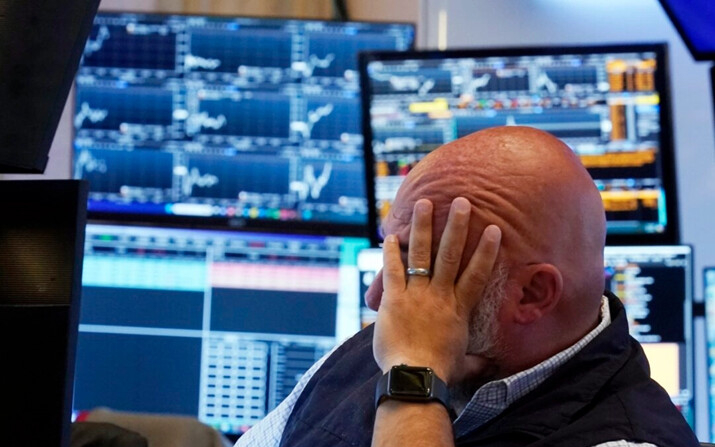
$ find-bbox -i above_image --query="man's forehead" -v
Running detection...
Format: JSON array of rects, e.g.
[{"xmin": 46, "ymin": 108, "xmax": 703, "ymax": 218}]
[{"xmin": 382, "ymin": 196, "xmax": 454, "ymax": 236}]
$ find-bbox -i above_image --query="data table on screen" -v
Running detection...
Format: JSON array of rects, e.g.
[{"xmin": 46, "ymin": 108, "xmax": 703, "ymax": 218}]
[{"xmin": 74, "ymin": 224, "xmax": 369, "ymax": 435}]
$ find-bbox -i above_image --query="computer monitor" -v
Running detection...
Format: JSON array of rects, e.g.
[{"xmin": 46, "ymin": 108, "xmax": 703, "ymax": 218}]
[
  {"xmin": 357, "ymin": 244, "xmax": 695, "ymax": 427},
  {"xmin": 72, "ymin": 223, "xmax": 368, "ymax": 437},
  {"xmin": 72, "ymin": 12, "xmax": 414, "ymax": 236},
  {"xmin": 604, "ymin": 245, "xmax": 694, "ymax": 426},
  {"xmin": 359, "ymin": 43, "xmax": 679, "ymax": 247},
  {"xmin": 658, "ymin": 0, "xmax": 715, "ymax": 61}
]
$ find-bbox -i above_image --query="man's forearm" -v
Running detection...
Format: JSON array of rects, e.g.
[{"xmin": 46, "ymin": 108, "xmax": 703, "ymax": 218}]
[{"xmin": 372, "ymin": 401, "xmax": 455, "ymax": 447}]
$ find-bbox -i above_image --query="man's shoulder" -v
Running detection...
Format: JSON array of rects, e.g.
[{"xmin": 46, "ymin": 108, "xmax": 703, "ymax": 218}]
[{"xmin": 278, "ymin": 325, "xmax": 382, "ymax": 447}]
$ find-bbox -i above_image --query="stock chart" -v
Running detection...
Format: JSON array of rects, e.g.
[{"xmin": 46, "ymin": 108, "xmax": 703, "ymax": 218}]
[
  {"xmin": 73, "ymin": 13, "xmax": 414, "ymax": 234},
  {"xmin": 360, "ymin": 45, "xmax": 679, "ymax": 245}
]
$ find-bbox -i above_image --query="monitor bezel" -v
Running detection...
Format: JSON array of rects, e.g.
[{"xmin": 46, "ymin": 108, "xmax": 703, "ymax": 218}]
[
  {"xmin": 72, "ymin": 10, "xmax": 417, "ymax": 238},
  {"xmin": 358, "ymin": 43, "xmax": 680, "ymax": 247}
]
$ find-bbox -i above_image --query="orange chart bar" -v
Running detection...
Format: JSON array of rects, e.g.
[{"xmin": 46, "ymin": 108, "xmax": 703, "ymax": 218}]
[
  {"xmin": 601, "ymin": 190, "xmax": 660, "ymax": 212},
  {"xmin": 579, "ymin": 149, "xmax": 656, "ymax": 168}
]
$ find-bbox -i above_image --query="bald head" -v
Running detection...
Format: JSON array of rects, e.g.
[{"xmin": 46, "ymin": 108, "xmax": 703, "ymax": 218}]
[{"xmin": 386, "ymin": 126, "xmax": 606, "ymax": 322}]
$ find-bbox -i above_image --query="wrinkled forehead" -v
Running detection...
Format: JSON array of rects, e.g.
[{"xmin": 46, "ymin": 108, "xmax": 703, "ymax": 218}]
[
  {"xmin": 386, "ymin": 154, "xmax": 475, "ymax": 220},
  {"xmin": 382, "ymin": 178, "xmax": 472, "ymax": 242}
]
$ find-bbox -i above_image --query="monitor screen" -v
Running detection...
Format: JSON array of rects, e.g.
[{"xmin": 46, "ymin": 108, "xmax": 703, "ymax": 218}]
[
  {"xmin": 72, "ymin": 12, "xmax": 415, "ymax": 235},
  {"xmin": 658, "ymin": 0, "xmax": 715, "ymax": 61},
  {"xmin": 704, "ymin": 267, "xmax": 715, "ymax": 440},
  {"xmin": 72, "ymin": 223, "xmax": 369, "ymax": 436},
  {"xmin": 604, "ymin": 245, "xmax": 694, "ymax": 426},
  {"xmin": 359, "ymin": 44, "xmax": 679, "ymax": 247},
  {"xmin": 357, "ymin": 244, "xmax": 695, "ymax": 426}
]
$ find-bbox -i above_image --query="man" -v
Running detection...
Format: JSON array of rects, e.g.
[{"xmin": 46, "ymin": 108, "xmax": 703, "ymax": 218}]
[{"xmin": 237, "ymin": 126, "xmax": 699, "ymax": 446}]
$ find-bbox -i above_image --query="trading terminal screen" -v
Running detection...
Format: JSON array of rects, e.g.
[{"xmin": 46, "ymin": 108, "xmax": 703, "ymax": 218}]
[
  {"xmin": 357, "ymin": 245, "xmax": 695, "ymax": 427},
  {"xmin": 72, "ymin": 13, "xmax": 414, "ymax": 235},
  {"xmin": 603, "ymin": 245, "xmax": 694, "ymax": 427},
  {"xmin": 72, "ymin": 224, "xmax": 368, "ymax": 436},
  {"xmin": 359, "ymin": 44, "xmax": 679, "ymax": 246}
]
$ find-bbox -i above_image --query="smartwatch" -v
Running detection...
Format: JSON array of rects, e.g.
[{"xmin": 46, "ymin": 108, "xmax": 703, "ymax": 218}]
[{"xmin": 375, "ymin": 364, "xmax": 450, "ymax": 410}]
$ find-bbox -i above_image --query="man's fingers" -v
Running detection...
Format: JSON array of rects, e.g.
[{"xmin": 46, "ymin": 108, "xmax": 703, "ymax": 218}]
[
  {"xmin": 431, "ymin": 197, "xmax": 471, "ymax": 288},
  {"xmin": 407, "ymin": 199, "xmax": 433, "ymax": 281},
  {"xmin": 364, "ymin": 269, "xmax": 384, "ymax": 311},
  {"xmin": 381, "ymin": 234, "xmax": 405, "ymax": 297},
  {"xmin": 455, "ymin": 225, "xmax": 502, "ymax": 314}
]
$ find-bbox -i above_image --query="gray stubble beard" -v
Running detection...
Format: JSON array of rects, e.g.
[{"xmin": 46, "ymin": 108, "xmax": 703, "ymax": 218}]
[{"xmin": 467, "ymin": 260, "xmax": 509, "ymax": 359}]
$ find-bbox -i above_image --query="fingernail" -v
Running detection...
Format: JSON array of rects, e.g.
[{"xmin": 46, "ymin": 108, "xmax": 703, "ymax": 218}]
[
  {"xmin": 453, "ymin": 197, "xmax": 470, "ymax": 214},
  {"xmin": 384, "ymin": 234, "xmax": 398, "ymax": 244},
  {"xmin": 484, "ymin": 225, "xmax": 502, "ymax": 242},
  {"xmin": 415, "ymin": 199, "xmax": 432, "ymax": 213}
]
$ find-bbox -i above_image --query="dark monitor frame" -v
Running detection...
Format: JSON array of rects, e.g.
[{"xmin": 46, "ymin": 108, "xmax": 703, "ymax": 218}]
[
  {"xmin": 72, "ymin": 11, "xmax": 416, "ymax": 238},
  {"xmin": 657, "ymin": 0, "xmax": 715, "ymax": 61},
  {"xmin": 359, "ymin": 43, "xmax": 680, "ymax": 247}
]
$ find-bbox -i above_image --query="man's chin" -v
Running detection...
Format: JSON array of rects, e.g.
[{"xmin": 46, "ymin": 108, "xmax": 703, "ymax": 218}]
[{"xmin": 465, "ymin": 339, "xmax": 497, "ymax": 359}]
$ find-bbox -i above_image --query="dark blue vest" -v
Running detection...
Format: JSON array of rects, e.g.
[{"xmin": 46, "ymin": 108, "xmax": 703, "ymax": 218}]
[{"xmin": 280, "ymin": 292, "xmax": 699, "ymax": 447}]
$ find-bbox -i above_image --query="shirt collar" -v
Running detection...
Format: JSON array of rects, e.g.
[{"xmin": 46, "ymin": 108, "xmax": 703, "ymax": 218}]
[{"xmin": 453, "ymin": 296, "xmax": 611, "ymax": 437}]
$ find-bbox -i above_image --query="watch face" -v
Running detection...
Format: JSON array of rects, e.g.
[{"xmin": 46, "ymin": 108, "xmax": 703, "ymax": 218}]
[{"xmin": 388, "ymin": 365, "xmax": 433, "ymax": 397}]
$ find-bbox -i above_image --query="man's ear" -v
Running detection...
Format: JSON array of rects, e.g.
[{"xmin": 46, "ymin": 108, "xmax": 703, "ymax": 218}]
[{"xmin": 513, "ymin": 263, "xmax": 563, "ymax": 324}]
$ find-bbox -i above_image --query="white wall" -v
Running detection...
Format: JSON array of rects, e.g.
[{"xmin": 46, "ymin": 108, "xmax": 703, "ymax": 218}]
[{"xmin": 421, "ymin": 0, "xmax": 714, "ymax": 439}]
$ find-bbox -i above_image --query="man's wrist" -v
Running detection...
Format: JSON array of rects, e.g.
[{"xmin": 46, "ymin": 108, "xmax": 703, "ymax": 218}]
[
  {"xmin": 375, "ymin": 364, "xmax": 451, "ymax": 410},
  {"xmin": 379, "ymin": 357, "xmax": 452, "ymax": 385}
]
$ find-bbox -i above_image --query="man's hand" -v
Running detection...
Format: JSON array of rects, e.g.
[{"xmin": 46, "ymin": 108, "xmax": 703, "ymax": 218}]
[{"xmin": 373, "ymin": 197, "xmax": 501, "ymax": 385}]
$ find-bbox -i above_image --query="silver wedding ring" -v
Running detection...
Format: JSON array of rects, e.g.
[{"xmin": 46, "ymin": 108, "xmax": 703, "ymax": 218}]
[{"xmin": 406, "ymin": 267, "xmax": 431, "ymax": 277}]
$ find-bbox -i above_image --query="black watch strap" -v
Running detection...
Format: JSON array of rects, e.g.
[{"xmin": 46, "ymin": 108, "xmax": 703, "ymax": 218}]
[{"xmin": 375, "ymin": 364, "xmax": 450, "ymax": 410}]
